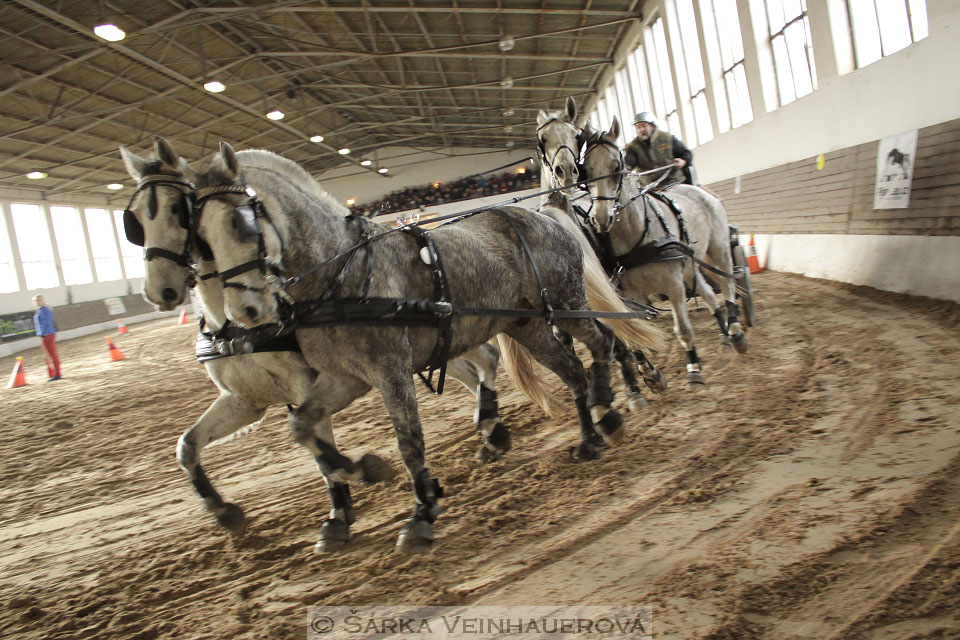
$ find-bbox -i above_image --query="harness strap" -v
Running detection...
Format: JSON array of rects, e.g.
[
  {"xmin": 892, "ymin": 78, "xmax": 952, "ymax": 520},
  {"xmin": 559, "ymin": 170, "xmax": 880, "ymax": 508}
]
[
  {"xmin": 144, "ymin": 247, "xmax": 192, "ymax": 267},
  {"xmin": 195, "ymin": 319, "xmax": 301, "ymax": 363},
  {"xmin": 492, "ymin": 209, "xmax": 555, "ymax": 326},
  {"xmin": 401, "ymin": 224, "xmax": 453, "ymax": 394}
]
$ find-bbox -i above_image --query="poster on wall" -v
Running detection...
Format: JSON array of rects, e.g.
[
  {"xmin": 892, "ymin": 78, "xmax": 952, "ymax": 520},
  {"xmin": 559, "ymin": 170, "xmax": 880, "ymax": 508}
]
[{"xmin": 874, "ymin": 129, "xmax": 919, "ymax": 209}]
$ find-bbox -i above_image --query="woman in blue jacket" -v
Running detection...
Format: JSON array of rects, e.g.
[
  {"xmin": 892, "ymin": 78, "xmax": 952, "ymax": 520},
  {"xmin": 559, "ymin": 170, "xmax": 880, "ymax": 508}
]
[{"xmin": 32, "ymin": 295, "xmax": 61, "ymax": 381}]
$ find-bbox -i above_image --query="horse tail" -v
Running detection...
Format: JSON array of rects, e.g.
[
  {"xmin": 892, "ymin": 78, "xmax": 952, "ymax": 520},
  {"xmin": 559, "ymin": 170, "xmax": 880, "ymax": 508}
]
[
  {"xmin": 544, "ymin": 207, "xmax": 663, "ymax": 353},
  {"xmin": 581, "ymin": 250, "xmax": 662, "ymax": 352},
  {"xmin": 496, "ymin": 334, "xmax": 564, "ymax": 417}
]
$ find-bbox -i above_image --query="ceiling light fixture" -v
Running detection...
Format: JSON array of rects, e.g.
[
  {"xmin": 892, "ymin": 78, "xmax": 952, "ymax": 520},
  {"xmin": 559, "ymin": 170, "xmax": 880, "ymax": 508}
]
[
  {"xmin": 203, "ymin": 81, "xmax": 226, "ymax": 93},
  {"xmin": 378, "ymin": 168, "xmax": 388, "ymax": 174},
  {"xmin": 310, "ymin": 135, "xmax": 325, "ymax": 143},
  {"xmin": 498, "ymin": 35, "xmax": 516, "ymax": 52},
  {"xmin": 503, "ymin": 108, "xmax": 515, "ymax": 117},
  {"xmin": 503, "ymin": 125, "xmax": 513, "ymax": 133},
  {"xmin": 505, "ymin": 141, "xmax": 515, "ymax": 148},
  {"xmin": 107, "ymin": 183, "xmax": 124, "ymax": 190},
  {"xmin": 360, "ymin": 160, "xmax": 372, "ymax": 166},
  {"xmin": 266, "ymin": 110, "xmax": 284, "ymax": 120},
  {"xmin": 500, "ymin": 77, "xmax": 514, "ymax": 89},
  {"xmin": 93, "ymin": 23, "xmax": 125, "ymax": 42},
  {"xmin": 346, "ymin": 198, "xmax": 356, "ymax": 206},
  {"xmin": 26, "ymin": 171, "xmax": 47, "ymax": 179},
  {"xmin": 338, "ymin": 148, "xmax": 350, "ymax": 155}
]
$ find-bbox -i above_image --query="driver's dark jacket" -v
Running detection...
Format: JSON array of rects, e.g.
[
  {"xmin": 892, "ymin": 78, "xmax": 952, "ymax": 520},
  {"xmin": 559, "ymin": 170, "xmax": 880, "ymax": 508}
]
[{"xmin": 624, "ymin": 129, "xmax": 693, "ymax": 185}]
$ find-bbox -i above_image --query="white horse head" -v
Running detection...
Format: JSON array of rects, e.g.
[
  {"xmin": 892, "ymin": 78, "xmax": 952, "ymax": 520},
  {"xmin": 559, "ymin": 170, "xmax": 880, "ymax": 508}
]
[
  {"xmin": 536, "ymin": 95, "xmax": 583, "ymax": 190},
  {"xmin": 581, "ymin": 116, "xmax": 624, "ymax": 233},
  {"xmin": 193, "ymin": 142, "xmax": 291, "ymax": 327},
  {"xmin": 119, "ymin": 137, "xmax": 197, "ymax": 311}
]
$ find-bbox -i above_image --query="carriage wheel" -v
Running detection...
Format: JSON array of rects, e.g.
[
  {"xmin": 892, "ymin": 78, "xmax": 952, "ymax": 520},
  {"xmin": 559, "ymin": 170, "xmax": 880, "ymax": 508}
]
[{"xmin": 732, "ymin": 245, "xmax": 756, "ymax": 327}]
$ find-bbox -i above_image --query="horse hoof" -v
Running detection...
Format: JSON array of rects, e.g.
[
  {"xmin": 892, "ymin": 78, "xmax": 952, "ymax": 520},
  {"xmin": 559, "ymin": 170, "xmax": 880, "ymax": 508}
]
[
  {"xmin": 594, "ymin": 409, "xmax": 625, "ymax": 446},
  {"xmin": 360, "ymin": 453, "xmax": 396, "ymax": 484},
  {"xmin": 475, "ymin": 445, "xmax": 504, "ymax": 463},
  {"xmin": 731, "ymin": 332, "xmax": 748, "ymax": 354},
  {"xmin": 686, "ymin": 371, "xmax": 706, "ymax": 388},
  {"xmin": 215, "ymin": 503, "xmax": 247, "ymax": 536},
  {"xmin": 570, "ymin": 441, "xmax": 604, "ymax": 462},
  {"xmin": 643, "ymin": 369, "xmax": 668, "ymax": 393},
  {"xmin": 396, "ymin": 519, "xmax": 434, "ymax": 555},
  {"xmin": 626, "ymin": 390, "xmax": 649, "ymax": 412},
  {"xmin": 315, "ymin": 518, "xmax": 351, "ymax": 554}
]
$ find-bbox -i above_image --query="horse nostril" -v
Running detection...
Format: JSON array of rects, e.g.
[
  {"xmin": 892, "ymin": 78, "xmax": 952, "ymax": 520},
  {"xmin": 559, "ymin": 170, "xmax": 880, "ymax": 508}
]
[
  {"xmin": 557, "ymin": 166, "xmax": 565, "ymax": 178},
  {"xmin": 161, "ymin": 287, "xmax": 178, "ymax": 302},
  {"xmin": 244, "ymin": 306, "xmax": 259, "ymax": 323}
]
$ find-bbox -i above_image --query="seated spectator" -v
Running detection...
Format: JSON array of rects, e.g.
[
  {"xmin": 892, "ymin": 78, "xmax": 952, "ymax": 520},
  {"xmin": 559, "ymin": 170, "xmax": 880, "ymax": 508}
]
[{"xmin": 350, "ymin": 165, "xmax": 540, "ymax": 217}]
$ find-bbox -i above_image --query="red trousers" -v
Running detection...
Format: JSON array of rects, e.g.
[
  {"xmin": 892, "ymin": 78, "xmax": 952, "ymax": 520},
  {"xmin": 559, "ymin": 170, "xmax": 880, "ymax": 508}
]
[{"xmin": 40, "ymin": 334, "xmax": 61, "ymax": 378}]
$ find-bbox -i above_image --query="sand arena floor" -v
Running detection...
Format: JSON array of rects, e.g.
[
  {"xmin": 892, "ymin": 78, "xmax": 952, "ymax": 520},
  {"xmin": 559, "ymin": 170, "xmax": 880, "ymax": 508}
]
[{"xmin": 2, "ymin": 271, "xmax": 959, "ymax": 639}]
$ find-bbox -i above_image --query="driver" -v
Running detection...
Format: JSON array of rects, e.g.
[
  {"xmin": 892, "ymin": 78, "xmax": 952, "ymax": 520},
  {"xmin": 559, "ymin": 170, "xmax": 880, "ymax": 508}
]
[{"xmin": 624, "ymin": 112, "xmax": 694, "ymax": 186}]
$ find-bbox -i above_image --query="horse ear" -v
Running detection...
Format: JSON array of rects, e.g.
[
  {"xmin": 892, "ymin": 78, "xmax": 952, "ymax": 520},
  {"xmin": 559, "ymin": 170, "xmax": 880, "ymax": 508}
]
[
  {"xmin": 537, "ymin": 109, "xmax": 550, "ymax": 125},
  {"xmin": 609, "ymin": 115, "xmax": 621, "ymax": 141},
  {"xmin": 582, "ymin": 121, "xmax": 597, "ymax": 142},
  {"xmin": 565, "ymin": 95, "xmax": 577, "ymax": 122},
  {"xmin": 154, "ymin": 136, "xmax": 179, "ymax": 167},
  {"xmin": 119, "ymin": 145, "xmax": 149, "ymax": 181},
  {"xmin": 219, "ymin": 141, "xmax": 239, "ymax": 178}
]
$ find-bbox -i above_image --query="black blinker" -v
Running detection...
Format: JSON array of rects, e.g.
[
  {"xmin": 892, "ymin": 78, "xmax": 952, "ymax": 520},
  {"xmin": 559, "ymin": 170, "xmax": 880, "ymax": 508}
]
[
  {"xmin": 233, "ymin": 204, "xmax": 260, "ymax": 241},
  {"xmin": 123, "ymin": 210, "xmax": 145, "ymax": 247},
  {"xmin": 179, "ymin": 194, "xmax": 194, "ymax": 229},
  {"xmin": 196, "ymin": 236, "xmax": 214, "ymax": 261}
]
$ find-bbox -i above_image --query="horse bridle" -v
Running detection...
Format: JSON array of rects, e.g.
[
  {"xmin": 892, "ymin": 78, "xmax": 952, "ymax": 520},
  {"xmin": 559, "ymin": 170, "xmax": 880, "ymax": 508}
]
[
  {"xmin": 536, "ymin": 117, "xmax": 585, "ymax": 188},
  {"xmin": 582, "ymin": 136, "xmax": 627, "ymax": 230},
  {"xmin": 122, "ymin": 167, "xmax": 197, "ymax": 269},
  {"xmin": 192, "ymin": 184, "xmax": 289, "ymax": 298}
]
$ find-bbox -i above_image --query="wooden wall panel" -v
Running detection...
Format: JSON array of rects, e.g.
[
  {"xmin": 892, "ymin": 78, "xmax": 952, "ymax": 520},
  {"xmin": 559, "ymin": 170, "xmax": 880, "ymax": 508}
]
[{"xmin": 707, "ymin": 118, "xmax": 960, "ymax": 236}]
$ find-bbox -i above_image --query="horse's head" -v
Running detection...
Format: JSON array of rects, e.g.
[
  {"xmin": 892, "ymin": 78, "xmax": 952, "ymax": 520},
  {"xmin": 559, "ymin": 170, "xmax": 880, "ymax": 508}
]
[
  {"xmin": 581, "ymin": 116, "xmax": 625, "ymax": 233},
  {"xmin": 119, "ymin": 137, "xmax": 197, "ymax": 311},
  {"xmin": 193, "ymin": 142, "xmax": 286, "ymax": 328},
  {"xmin": 536, "ymin": 95, "xmax": 583, "ymax": 190}
]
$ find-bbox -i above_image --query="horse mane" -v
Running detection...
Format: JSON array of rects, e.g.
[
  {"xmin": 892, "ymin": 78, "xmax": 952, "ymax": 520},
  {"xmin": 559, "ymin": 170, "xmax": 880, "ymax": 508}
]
[{"xmin": 233, "ymin": 149, "xmax": 349, "ymax": 215}]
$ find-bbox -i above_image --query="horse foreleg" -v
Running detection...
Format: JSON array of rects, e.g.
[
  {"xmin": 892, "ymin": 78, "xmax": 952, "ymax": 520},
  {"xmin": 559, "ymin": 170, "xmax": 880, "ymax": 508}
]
[
  {"xmin": 634, "ymin": 348, "xmax": 668, "ymax": 393},
  {"xmin": 507, "ymin": 322, "xmax": 612, "ymax": 461},
  {"xmin": 456, "ymin": 343, "xmax": 511, "ymax": 462},
  {"xmin": 289, "ymin": 384, "xmax": 396, "ymax": 553},
  {"xmin": 377, "ymin": 366, "xmax": 442, "ymax": 555},
  {"xmin": 177, "ymin": 394, "xmax": 266, "ymax": 535},
  {"xmin": 611, "ymin": 336, "xmax": 649, "ymax": 411}
]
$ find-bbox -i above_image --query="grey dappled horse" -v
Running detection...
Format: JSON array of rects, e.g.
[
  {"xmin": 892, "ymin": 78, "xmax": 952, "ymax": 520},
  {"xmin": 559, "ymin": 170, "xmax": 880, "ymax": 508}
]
[
  {"xmin": 189, "ymin": 143, "xmax": 659, "ymax": 553},
  {"xmin": 119, "ymin": 138, "xmax": 511, "ymax": 541},
  {"xmin": 537, "ymin": 100, "xmax": 746, "ymax": 386},
  {"xmin": 535, "ymin": 98, "xmax": 668, "ymax": 402}
]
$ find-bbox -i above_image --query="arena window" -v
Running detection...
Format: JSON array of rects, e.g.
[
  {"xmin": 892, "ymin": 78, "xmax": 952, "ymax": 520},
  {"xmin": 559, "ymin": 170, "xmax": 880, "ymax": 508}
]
[
  {"xmin": 10, "ymin": 203, "xmax": 59, "ymax": 290},
  {"xmin": 848, "ymin": 0, "xmax": 928, "ymax": 69},
  {"xmin": 50, "ymin": 206, "xmax": 94, "ymax": 286},
  {"xmin": 765, "ymin": 0, "xmax": 818, "ymax": 106},
  {"xmin": 84, "ymin": 208, "xmax": 123, "ymax": 282}
]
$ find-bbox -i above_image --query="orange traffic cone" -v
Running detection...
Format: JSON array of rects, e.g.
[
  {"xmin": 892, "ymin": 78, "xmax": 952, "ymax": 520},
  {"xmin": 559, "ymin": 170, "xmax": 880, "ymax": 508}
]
[
  {"xmin": 176, "ymin": 309, "xmax": 188, "ymax": 325},
  {"xmin": 117, "ymin": 319, "xmax": 129, "ymax": 334},
  {"xmin": 745, "ymin": 234, "xmax": 763, "ymax": 274},
  {"xmin": 6, "ymin": 357, "xmax": 28, "ymax": 388},
  {"xmin": 106, "ymin": 337, "xmax": 125, "ymax": 361}
]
